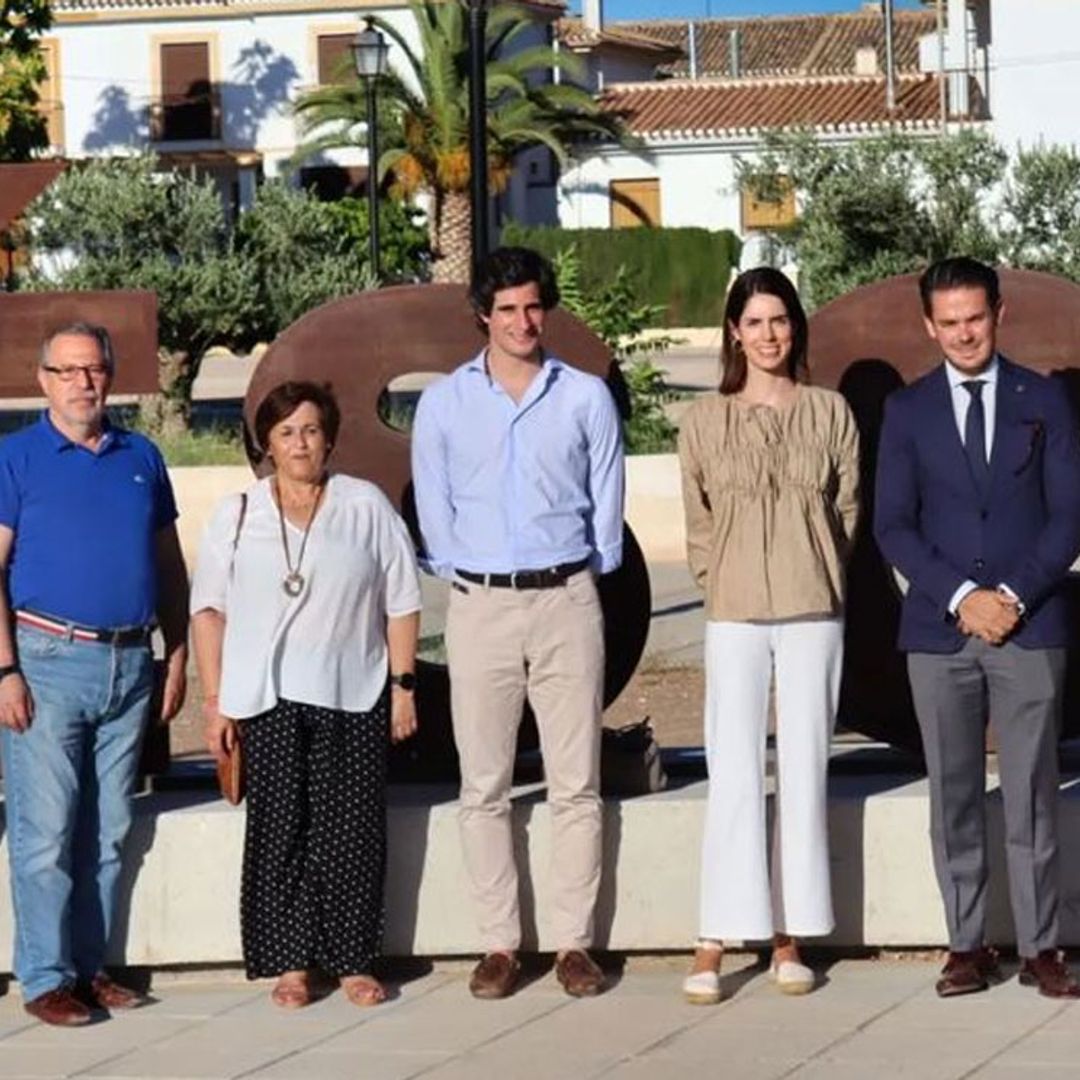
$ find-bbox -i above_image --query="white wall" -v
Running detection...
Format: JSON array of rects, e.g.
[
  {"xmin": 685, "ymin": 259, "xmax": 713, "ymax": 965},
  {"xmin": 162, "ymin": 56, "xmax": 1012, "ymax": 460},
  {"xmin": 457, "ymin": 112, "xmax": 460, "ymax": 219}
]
[
  {"xmin": 987, "ymin": 0, "xmax": 1080, "ymax": 151},
  {"xmin": 556, "ymin": 141, "xmax": 743, "ymax": 232},
  {"xmin": 51, "ymin": 6, "xmax": 419, "ymax": 177}
]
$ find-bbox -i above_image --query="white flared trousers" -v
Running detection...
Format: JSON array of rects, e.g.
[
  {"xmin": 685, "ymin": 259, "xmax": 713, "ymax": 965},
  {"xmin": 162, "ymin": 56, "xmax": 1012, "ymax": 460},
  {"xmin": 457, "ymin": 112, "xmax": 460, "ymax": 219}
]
[{"xmin": 699, "ymin": 617, "xmax": 844, "ymax": 941}]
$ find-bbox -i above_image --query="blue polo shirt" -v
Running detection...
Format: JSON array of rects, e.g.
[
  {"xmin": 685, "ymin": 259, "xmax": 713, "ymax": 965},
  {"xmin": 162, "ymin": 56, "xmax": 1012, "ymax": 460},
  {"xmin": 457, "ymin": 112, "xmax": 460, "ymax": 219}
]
[{"xmin": 0, "ymin": 414, "xmax": 178, "ymax": 628}]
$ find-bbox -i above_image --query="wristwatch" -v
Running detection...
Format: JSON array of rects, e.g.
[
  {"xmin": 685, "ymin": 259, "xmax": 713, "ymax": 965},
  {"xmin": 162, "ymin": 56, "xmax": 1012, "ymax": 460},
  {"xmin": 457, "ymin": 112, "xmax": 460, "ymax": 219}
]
[
  {"xmin": 0, "ymin": 663, "xmax": 20, "ymax": 682},
  {"xmin": 390, "ymin": 672, "xmax": 417, "ymax": 692}
]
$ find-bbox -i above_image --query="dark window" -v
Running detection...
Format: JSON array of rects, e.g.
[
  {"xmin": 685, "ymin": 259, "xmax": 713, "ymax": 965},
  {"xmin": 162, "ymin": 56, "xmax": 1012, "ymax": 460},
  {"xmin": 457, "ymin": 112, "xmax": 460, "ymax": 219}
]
[
  {"xmin": 157, "ymin": 42, "xmax": 217, "ymax": 141},
  {"xmin": 299, "ymin": 165, "xmax": 369, "ymax": 201}
]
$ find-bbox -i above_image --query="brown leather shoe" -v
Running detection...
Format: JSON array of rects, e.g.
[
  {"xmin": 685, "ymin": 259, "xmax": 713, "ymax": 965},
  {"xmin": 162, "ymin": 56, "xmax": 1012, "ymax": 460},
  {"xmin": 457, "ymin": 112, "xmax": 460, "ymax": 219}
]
[
  {"xmin": 935, "ymin": 947, "xmax": 1000, "ymax": 998},
  {"xmin": 469, "ymin": 952, "xmax": 520, "ymax": 1000},
  {"xmin": 77, "ymin": 974, "xmax": 148, "ymax": 1010},
  {"xmin": 555, "ymin": 950, "xmax": 604, "ymax": 998},
  {"xmin": 1019, "ymin": 950, "xmax": 1080, "ymax": 999},
  {"xmin": 24, "ymin": 987, "xmax": 92, "ymax": 1026}
]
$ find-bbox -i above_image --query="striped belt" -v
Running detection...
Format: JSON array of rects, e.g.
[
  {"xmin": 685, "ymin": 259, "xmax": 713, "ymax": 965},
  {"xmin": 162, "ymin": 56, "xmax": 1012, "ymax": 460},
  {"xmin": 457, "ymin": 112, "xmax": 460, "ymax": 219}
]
[{"xmin": 15, "ymin": 609, "xmax": 153, "ymax": 647}]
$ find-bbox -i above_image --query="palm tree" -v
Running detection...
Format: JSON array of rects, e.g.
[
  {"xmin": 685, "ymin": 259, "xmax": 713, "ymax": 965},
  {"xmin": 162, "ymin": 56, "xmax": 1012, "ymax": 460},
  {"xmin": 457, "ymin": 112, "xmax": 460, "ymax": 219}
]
[{"xmin": 293, "ymin": 0, "xmax": 627, "ymax": 283}]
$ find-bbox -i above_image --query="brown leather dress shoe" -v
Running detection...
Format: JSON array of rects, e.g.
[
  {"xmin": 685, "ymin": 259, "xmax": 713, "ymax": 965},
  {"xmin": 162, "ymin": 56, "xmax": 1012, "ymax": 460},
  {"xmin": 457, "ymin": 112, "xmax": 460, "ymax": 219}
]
[
  {"xmin": 1019, "ymin": 951, "xmax": 1080, "ymax": 999},
  {"xmin": 78, "ymin": 974, "xmax": 148, "ymax": 1010},
  {"xmin": 24, "ymin": 987, "xmax": 92, "ymax": 1026},
  {"xmin": 555, "ymin": 950, "xmax": 604, "ymax": 998},
  {"xmin": 935, "ymin": 947, "xmax": 1001, "ymax": 998},
  {"xmin": 469, "ymin": 952, "xmax": 520, "ymax": 1000}
]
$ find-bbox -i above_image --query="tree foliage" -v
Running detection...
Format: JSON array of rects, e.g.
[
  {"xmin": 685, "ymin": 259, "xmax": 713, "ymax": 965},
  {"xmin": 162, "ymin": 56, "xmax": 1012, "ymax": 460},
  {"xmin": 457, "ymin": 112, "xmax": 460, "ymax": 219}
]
[
  {"xmin": 294, "ymin": 0, "xmax": 627, "ymax": 282},
  {"xmin": 0, "ymin": 0, "xmax": 51, "ymax": 160},
  {"xmin": 739, "ymin": 129, "xmax": 1009, "ymax": 308},
  {"xmin": 1000, "ymin": 145, "xmax": 1080, "ymax": 282},
  {"xmin": 21, "ymin": 157, "xmax": 424, "ymax": 431},
  {"xmin": 234, "ymin": 182, "xmax": 427, "ymax": 338},
  {"xmin": 554, "ymin": 244, "xmax": 679, "ymax": 455}
]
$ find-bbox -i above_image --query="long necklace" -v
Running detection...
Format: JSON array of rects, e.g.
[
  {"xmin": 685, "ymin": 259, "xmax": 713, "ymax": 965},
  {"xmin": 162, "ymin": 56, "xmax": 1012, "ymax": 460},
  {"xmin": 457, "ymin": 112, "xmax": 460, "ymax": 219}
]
[{"xmin": 274, "ymin": 477, "xmax": 324, "ymax": 597}]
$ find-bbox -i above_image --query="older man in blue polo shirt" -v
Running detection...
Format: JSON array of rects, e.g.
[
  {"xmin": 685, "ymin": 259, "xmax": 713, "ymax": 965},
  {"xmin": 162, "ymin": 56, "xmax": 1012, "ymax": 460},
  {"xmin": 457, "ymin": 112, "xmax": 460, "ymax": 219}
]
[
  {"xmin": 412, "ymin": 247, "xmax": 624, "ymax": 1001},
  {"xmin": 0, "ymin": 323, "xmax": 188, "ymax": 1026}
]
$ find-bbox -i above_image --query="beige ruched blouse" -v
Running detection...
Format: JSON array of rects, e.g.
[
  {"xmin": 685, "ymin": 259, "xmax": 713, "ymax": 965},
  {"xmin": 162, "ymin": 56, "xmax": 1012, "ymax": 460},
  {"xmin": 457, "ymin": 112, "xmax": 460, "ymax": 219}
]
[{"xmin": 678, "ymin": 385, "xmax": 860, "ymax": 622}]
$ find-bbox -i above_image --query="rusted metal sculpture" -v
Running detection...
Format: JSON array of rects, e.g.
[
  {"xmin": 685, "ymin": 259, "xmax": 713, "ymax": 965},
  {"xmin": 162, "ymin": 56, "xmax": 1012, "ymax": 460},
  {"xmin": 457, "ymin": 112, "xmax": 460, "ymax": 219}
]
[
  {"xmin": 808, "ymin": 269, "xmax": 1080, "ymax": 753},
  {"xmin": 245, "ymin": 283, "xmax": 651, "ymax": 778},
  {"xmin": 0, "ymin": 162, "xmax": 66, "ymax": 234},
  {"xmin": 0, "ymin": 292, "xmax": 159, "ymax": 396}
]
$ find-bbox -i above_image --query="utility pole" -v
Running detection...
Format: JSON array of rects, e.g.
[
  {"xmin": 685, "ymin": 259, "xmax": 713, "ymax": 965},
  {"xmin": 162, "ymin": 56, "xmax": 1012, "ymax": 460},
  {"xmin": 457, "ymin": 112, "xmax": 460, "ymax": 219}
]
[{"xmin": 468, "ymin": 0, "xmax": 489, "ymax": 276}]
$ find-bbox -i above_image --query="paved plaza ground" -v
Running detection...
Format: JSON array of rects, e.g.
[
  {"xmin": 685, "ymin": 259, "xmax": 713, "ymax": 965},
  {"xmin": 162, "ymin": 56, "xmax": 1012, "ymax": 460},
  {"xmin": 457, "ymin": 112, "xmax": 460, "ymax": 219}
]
[{"xmin": 1, "ymin": 955, "xmax": 1079, "ymax": 1079}]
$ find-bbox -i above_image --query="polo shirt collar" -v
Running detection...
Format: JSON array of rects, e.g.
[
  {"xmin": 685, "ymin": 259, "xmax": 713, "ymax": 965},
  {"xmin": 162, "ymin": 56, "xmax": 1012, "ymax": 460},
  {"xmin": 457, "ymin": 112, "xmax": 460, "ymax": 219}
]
[{"xmin": 38, "ymin": 411, "xmax": 125, "ymax": 453}]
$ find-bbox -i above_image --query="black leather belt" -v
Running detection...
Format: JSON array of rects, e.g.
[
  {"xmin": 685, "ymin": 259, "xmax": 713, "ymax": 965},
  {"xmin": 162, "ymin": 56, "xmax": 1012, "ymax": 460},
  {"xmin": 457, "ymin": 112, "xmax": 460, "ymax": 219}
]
[
  {"xmin": 456, "ymin": 558, "xmax": 591, "ymax": 591},
  {"xmin": 16, "ymin": 609, "xmax": 153, "ymax": 647}
]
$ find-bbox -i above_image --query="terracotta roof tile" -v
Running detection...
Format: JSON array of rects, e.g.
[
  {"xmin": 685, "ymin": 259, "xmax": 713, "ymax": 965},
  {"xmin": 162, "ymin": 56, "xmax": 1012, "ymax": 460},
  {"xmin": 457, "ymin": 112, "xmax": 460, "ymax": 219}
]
[
  {"xmin": 598, "ymin": 73, "xmax": 985, "ymax": 139},
  {"xmin": 53, "ymin": 0, "xmax": 567, "ymax": 11},
  {"xmin": 617, "ymin": 10, "xmax": 937, "ymax": 79},
  {"xmin": 557, "ymin": 16, "xmax": 684, "ymax": 58}
]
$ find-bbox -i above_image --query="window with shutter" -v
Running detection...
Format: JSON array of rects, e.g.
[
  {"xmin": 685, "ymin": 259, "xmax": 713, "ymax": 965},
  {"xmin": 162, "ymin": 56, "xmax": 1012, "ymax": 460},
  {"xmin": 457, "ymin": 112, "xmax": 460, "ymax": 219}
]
[
  {"xmin": 158, "ymin": 41, "xmax": 215, "ymax": 141},
  {"xmin": 317, "ymin": 34, "xmax": 355, "ymax": 86}
]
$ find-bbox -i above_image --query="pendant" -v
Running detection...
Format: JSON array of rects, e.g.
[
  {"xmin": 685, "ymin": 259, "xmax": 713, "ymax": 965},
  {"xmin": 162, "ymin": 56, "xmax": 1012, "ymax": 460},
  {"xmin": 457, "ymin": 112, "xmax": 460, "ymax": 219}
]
[{"xmin": 283, "ymin": 571, "xmax": 305, "ymax": 597}]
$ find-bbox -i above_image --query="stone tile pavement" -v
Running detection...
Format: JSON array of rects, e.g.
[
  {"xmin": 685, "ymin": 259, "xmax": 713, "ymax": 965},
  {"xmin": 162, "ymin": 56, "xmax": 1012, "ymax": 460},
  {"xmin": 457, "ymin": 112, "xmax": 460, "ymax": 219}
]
[{"xmin": 0, "ymin": 955, "xmax": 1078, "ymax": 1079}]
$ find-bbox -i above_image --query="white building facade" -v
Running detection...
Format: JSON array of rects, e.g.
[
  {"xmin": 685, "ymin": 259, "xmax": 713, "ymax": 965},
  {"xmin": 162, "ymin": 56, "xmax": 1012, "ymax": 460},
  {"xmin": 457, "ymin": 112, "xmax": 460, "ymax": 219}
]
[{"xmin": 38, "ymin": 0, "xmax": 561, "ymax": 215}]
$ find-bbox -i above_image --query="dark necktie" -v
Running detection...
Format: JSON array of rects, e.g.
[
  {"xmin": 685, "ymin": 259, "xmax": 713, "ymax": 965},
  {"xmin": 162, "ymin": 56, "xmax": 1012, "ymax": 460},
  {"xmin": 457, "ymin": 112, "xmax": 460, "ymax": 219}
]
[{"xmin": 962, "ymin": 379, "xmax": 989, "ymax": 495}]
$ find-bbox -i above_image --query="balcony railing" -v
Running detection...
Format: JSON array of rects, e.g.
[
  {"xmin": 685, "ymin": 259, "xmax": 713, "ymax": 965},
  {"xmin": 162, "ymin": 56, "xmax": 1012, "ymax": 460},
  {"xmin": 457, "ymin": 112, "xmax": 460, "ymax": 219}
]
[{"xmin": 149, "ymin": 86, "xmax": 222, "ymax": 143}]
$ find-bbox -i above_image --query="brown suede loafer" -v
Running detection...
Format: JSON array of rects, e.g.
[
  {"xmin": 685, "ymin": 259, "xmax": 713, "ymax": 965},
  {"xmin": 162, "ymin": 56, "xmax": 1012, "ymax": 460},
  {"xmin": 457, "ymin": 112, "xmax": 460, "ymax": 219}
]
[
  {"xmin": 24, "ymin": 987, "xmax": 92, "ymax": 1026},
  {"xmin": 469, "ymin": 952, "xmax": 520, "ymax": 1000},
  {"xmin": 935, "ymin": 947, "xmax": 1001, "ymax": 998},
  {"xmin": 555, "ymin": 950, "xmax": 604, "ymax": 998},
  {"xmin": 1019, "ymin": 950, "xmax": 1080, "ymax": 999},
  {"xmin": 78, "ymin": 974, "xmax": 148, "ymax": 1010}
]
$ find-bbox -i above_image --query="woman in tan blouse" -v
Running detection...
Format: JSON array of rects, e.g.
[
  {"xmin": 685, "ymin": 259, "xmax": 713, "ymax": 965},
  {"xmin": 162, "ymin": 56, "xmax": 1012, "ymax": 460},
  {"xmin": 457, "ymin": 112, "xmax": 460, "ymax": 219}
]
[{"xmin": 678, "ymin": 267, "xmax": 859, "ymax": 1003}]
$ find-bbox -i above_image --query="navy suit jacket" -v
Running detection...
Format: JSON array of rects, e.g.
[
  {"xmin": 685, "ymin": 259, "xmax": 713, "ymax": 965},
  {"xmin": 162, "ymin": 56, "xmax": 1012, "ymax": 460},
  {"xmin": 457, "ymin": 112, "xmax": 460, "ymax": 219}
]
[{"xmin": 874, "ymin": 357, "xmax": 1080, "ymax": 653}]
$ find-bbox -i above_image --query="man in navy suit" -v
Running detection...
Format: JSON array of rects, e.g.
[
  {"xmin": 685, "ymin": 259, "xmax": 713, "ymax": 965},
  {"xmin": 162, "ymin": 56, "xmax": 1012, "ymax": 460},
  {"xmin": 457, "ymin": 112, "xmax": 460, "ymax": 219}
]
[{"xmin": 875, "ymin": 257, "xmax": 1080, "ymax": 999}]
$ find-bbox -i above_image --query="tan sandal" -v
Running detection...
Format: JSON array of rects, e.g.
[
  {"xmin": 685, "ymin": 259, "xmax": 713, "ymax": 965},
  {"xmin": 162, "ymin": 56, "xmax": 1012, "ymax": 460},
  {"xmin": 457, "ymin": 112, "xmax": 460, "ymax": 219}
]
[
  {"xmin": 271, "ymin": 973, "xmax": 312, "ymax": 1009},
  {"xmin": 341, "ymin": 975, "xmax": 386, "ymax": 1007}
]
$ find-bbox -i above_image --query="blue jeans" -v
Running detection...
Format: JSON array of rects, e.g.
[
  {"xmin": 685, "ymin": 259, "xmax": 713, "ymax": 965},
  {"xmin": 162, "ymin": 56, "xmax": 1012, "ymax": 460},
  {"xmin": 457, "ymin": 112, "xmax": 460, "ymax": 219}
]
[{"xmin": 0, "ymin": 625, "xmax": 153, "ymax": 1001}]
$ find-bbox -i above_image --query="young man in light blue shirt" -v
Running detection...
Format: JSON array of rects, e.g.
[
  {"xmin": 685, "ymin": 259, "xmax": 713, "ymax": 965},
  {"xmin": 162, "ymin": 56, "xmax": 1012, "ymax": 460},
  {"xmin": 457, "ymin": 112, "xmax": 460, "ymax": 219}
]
[{"xmin": 412, "ymin": 247, "xmax": 624, "ymax": 1000}]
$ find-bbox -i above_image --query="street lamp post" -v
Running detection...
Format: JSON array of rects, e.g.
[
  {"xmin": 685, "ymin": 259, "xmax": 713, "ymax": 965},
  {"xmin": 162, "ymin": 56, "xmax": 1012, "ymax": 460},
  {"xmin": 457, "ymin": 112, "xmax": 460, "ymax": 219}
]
[
  {"xmin": 467, "ymin": 0, "xmax": 489, "ymax": 276},
  {"xmin": 352, "ymin": 17, "xmax": 389, "ymax": 279}
]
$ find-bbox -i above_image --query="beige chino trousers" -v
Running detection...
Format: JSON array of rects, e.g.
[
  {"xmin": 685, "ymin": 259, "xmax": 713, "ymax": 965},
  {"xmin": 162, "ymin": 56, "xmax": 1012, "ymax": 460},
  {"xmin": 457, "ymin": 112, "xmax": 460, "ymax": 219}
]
[{"xmin": 445, "ymin": 570, "xmax": 605, "ymax": 952}]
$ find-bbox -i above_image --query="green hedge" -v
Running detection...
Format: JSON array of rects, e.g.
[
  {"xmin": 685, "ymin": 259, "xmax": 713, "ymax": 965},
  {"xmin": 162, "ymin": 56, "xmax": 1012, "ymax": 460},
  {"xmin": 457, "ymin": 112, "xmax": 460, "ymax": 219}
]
[{"xmin": 499, "ymin": 223, "xmax": 741, "ymax": 328}]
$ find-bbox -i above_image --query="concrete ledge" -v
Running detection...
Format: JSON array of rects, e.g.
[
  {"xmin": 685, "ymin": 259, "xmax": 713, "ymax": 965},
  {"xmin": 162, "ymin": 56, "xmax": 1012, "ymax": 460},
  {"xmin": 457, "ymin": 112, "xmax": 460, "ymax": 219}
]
[
  {"xmin": 3, "ymin": 773, "xmax": 1080, "ymax": 969},
  {"xmin": 170, "ymin": 456, "xmax": 686, "ymax": 571}
]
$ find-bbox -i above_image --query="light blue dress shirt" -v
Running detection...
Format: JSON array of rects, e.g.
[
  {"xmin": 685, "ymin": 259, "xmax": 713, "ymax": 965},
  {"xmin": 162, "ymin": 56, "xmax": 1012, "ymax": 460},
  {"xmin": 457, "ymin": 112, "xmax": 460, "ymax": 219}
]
[{"xmin": 411, "ymin": 350, "xmax": 625, "ymax": 579}]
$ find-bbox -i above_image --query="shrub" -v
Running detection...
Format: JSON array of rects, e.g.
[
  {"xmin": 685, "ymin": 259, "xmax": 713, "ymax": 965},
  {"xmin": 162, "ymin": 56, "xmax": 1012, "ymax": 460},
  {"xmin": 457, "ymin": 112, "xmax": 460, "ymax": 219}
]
[
  {"xmin": 554, "ymin": 244, "xmax": 680, "ymax": 455},
  {"xmin": 500, "ymin": 223, "xmax": 740, "ymax": 328}
]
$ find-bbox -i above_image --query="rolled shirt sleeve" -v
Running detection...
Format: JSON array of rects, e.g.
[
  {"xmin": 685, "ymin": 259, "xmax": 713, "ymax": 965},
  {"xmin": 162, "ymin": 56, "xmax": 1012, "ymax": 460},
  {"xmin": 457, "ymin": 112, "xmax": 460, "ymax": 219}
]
[
  {"xmin": 587, "ymin": 382, "xmax": 625, "ymax": 575},
  {"xmin": 411, "ymin": 387, "xmax": 457, "ymax": 580},
  {"xmin": 189, "ymin": 494, "xmax": 241, "ymax": 616},
  {"xmin": 378, "ymin": 495, "xmax": 423, "ymax": 617}
]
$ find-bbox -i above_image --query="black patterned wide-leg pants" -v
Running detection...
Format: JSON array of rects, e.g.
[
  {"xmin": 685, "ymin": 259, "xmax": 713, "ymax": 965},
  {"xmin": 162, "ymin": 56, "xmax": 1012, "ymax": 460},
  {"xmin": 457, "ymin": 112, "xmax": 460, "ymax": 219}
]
[{"xmin": 240, "ymin": 697, "xmax": 388, "ymax": 979}]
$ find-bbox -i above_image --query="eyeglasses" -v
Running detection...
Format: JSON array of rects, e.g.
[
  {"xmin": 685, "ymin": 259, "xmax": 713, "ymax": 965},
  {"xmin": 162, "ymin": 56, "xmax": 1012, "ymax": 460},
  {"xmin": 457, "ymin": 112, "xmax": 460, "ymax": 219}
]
[{"xmin": 41, "ymin": 364, "xmax": 111, "ymax": 382}]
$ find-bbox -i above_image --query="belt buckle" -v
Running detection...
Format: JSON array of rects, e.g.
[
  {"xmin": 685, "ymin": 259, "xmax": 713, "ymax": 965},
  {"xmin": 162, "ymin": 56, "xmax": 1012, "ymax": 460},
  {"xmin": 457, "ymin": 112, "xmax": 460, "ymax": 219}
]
[{"xmin": 510, "ymin": 570, "xmax": 520, "ymax": 590}]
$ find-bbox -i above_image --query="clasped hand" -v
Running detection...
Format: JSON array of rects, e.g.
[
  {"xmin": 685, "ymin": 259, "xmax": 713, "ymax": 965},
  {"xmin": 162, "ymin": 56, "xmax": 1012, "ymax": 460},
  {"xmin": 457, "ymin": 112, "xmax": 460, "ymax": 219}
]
[{"xmin": 957, "ymin": 588, "xmax": 1020, "ymax": 646}]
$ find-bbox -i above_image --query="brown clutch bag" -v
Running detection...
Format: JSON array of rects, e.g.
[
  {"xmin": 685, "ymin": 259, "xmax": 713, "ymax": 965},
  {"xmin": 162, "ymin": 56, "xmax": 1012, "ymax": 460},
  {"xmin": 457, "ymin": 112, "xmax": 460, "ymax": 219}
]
[{"xmin": 217, "ymin": 723, "xmax": 245, "ymax": 805}]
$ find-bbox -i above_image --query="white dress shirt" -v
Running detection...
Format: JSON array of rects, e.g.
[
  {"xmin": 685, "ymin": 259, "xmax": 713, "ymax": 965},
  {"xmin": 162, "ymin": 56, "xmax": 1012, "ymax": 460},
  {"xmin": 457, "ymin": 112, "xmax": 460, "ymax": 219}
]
[
  {"xmin": 190, "ymin": 474, "xmax": 421, "ymax": 718},
  {"xmin": 945, "ymin": 354, "xmax": 998, "ymax": 461},
  {"xmin": 942, "ymin": 355, "xmax": 1021, "ymax": 614}
]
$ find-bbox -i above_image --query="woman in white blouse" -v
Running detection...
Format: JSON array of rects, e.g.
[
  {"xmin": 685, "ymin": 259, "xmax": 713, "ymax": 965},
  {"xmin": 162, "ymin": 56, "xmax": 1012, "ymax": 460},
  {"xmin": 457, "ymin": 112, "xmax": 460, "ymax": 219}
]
[{"xmin": 191, "ymin": 381, "xmax": 421, "ymax": 1010}]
